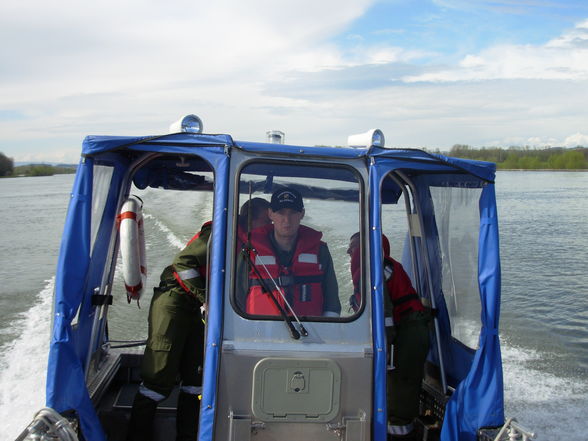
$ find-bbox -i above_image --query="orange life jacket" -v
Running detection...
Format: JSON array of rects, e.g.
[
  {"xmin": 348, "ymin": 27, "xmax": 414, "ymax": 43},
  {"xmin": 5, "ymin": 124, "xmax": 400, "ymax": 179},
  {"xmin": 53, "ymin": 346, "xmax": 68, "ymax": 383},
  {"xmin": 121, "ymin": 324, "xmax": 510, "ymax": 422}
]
[{"xmin": 246, "ymin": 224, "xmax": 325, "ymax": 316}]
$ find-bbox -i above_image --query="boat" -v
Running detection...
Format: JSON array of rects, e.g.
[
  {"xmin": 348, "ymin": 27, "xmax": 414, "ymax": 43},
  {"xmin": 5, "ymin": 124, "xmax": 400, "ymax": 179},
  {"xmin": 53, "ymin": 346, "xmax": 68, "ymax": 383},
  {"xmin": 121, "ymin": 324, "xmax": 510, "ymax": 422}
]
[{"xmin": 16, "ymin": 115, "xmax": 536, "ymax": 441}]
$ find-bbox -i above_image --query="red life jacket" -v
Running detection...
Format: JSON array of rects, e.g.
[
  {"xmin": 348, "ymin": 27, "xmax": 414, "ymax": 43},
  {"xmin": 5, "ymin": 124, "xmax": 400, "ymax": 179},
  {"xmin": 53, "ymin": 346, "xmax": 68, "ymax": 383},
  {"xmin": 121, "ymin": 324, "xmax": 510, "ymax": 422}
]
[
  {"xmin": 349, "ymin": 234, "xmax": 424, "ymax": 320},
  {"xmin": 383, "ymin": 256, "xmax": 424, "ymax": 322},
  {"xmin": 246, "ymin": 224, "xmax": 325, "ymax": 316},
  {"xmin": 381, "ymin": 235, "xmax": 424, "ymax": 322},
  {"xmin": 173, "ymin": 221, "xmax": 211, "ymax": 294}
]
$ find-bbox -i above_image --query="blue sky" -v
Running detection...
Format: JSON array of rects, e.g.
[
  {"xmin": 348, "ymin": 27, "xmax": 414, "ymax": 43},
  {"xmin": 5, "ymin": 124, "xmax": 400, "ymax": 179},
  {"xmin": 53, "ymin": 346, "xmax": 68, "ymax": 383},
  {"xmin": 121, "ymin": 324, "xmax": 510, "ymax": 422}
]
[{"xmin": 1, "ymin": 0, "xmax": 587, "ymax": 163}]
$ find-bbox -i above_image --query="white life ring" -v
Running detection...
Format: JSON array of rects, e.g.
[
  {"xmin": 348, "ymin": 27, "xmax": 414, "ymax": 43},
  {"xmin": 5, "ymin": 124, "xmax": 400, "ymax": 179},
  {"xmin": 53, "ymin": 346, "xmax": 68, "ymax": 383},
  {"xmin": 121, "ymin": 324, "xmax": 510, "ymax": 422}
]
[{"xmin": 118, "ymin": 195, "xmax": 147, "ymax": 303}]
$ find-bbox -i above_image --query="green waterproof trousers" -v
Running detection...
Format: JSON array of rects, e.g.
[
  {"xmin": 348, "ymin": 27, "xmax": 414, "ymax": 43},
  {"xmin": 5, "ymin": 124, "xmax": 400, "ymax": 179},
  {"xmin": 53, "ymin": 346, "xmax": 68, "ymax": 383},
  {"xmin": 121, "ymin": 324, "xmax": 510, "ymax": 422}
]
[
  {"xmin": 127, "ymin": 287, "xmax": 204, "ymax": 441},
  {"xmin": 388, "ymin": 310, "xmax": 431, "ymax": 427},
  {"xmin": 141, "ymin": 287, "xmax": 205, "ymax": 397}
]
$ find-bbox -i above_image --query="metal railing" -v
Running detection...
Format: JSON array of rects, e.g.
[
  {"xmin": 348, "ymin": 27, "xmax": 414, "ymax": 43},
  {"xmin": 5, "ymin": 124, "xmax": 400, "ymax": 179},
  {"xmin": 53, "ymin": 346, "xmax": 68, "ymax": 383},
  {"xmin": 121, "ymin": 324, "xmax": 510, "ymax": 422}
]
[
  {"xmin": 14, "ymin": 407, "xmax": 78, "ymax": 441},
  {"xmin": 478, "ymin": 417, "xmax": 537, "ymax": 441}
]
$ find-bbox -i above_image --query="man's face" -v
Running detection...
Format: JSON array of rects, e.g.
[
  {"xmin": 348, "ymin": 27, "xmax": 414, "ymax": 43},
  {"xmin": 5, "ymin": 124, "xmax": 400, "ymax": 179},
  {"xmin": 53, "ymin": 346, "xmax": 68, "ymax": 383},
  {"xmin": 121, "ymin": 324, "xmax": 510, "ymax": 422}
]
[
  {"xmin": 268, "ymin": 207, "xmax": 304, "ymax": 239},
  {"xmin": 347, "ymin": 235, "xmax": 360, "ymax": 257}
]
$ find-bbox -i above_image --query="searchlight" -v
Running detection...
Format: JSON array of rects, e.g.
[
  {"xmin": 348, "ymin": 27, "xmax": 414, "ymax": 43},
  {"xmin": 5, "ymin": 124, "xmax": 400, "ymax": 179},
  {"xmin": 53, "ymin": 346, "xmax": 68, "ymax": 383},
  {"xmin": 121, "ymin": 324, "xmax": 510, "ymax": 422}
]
[
  {"xmin": 169, "ymin": 114, "xmax": 203, "ymax": 134},
  {"xmin": 347, "ymin": 129, "xmax": 385, "ymax": 148},
  {"xmin": 266, "ymin": 130, "xmax": 285, "ymax": 144}
]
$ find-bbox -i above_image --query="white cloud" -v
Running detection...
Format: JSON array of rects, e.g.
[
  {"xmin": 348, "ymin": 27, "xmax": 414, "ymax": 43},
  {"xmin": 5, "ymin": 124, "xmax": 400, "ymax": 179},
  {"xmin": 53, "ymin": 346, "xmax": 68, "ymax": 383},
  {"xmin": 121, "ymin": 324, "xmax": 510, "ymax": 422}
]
[
  {"xmin": 0, "ymin": 0, "xmax": 378, "ymax": 161},
  {"xmin": 0, "ymin": 0, "xmax": 373, "ymax": 88},
  {"xmin": 546, "ymin": 18, "xmax": 588, "ymax": 48},
  {"xmin": 488, "ymin": 132, "xmax": 588, "ymax": 148},
  {"xmin": 403, "ymin": 19, "xmax": 588, "ymax": 82},
  {"xmin": 1, "ymin": 1, "xmax": 587, "ymax": 162},
  {"xmin": 563, "ymin": 132, "xmax": 588, "ymax": 147}
]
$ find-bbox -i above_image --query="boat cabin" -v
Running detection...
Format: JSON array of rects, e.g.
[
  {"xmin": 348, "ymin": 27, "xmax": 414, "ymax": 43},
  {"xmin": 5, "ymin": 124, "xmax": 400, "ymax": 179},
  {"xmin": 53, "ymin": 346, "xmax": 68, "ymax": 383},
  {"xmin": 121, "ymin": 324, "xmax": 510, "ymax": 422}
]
[{"xmin": 33, "ymin": 118, "xmax": 507, "ymax": 441}]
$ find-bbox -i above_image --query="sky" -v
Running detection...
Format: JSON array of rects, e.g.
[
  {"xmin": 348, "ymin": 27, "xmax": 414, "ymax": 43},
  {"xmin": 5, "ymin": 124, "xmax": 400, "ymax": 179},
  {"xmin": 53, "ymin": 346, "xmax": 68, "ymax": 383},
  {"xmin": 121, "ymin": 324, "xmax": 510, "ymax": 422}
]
[{"xmin": 1, "ymin": 0, "xmax": 588, "ymax": 163}]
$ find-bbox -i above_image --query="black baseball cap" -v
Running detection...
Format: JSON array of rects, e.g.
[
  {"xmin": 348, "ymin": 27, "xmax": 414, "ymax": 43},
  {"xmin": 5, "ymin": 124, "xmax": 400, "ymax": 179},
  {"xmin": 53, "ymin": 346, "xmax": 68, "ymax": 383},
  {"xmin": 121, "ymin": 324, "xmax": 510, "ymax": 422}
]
[{"xmin": 270, "ymin": 188, "xmax": 304, "ymax": 212}]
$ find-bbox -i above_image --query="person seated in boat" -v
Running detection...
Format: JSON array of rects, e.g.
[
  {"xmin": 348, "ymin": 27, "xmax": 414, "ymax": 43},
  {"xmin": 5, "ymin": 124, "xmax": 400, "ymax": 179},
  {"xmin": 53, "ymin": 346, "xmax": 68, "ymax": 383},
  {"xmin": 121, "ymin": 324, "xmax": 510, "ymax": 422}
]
[
  {"xmin": 238, "ymin": 187, "xmax": 341, "ymax": 318},
  {"xmin": 347, "ymin": 233, "xmax": 430, "ymax": 441},
  {"xmin": 237, "ymin": 197, "xmax": 270, "ymax": 244},
  {"xmin": 127, "ymin": 221, "xmax": 212, "ymax": 441}
]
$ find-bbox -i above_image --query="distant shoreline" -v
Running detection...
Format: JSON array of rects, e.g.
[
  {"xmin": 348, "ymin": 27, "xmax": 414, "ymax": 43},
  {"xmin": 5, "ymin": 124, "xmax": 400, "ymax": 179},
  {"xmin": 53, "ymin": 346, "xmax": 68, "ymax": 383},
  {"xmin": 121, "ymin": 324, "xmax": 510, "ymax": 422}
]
[
  {"xmin": 498, "ymin": 168, "xmax": 587, "ymax": 172},
  {"xmin": 1, "ymin": 172, "xmax": 75, "ymax": 178},
  {"xmin": 0, "ymin": 164, "xmax": 77, "ymax": 178}
]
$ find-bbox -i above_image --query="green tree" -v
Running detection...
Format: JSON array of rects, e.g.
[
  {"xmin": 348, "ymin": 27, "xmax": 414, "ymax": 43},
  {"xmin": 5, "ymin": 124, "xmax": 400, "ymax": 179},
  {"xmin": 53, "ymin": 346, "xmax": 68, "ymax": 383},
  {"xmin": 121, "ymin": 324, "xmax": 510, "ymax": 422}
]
[
  {"xmin": 562, "ymin": 150, "xmax": 587, "ymax": 169},
  {"xmin": 0, "ymin": 152, "xmax": 14, "ymax": 176},
  {"xmin": 501, "ymin": 153, "xmax": 520, "ymax": 169},
  {"xmin": 519, "ymin": 156, "xmax": 543, "ymax": 169},
  {"xmin": 27, "ymin": 165, "xmax": 55, "ymax": 176}
]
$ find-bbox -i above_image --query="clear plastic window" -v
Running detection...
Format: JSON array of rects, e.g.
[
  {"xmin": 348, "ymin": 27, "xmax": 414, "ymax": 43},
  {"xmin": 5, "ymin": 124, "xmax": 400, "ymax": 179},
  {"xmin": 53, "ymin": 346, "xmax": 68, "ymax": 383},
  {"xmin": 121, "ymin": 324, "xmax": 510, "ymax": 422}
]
[
  {"xmin": 91, "ymin": 165, "xmax": 114, "ymax": 253},
  {"xmin": 430, "ymin": 186, "xmax": 483, "ymax": 349},
  {"xmin": 110, "ymin": 160, "xmax": 215, "ymax": 341},
  {"xmin": 234, "ymin": 161, "xmax": 362, "ymax": 321}
]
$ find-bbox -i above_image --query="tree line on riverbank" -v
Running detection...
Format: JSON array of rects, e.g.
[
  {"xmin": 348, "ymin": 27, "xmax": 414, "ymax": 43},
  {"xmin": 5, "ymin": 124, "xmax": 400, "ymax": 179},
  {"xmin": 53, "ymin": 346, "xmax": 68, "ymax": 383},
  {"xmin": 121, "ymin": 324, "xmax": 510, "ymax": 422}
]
[
  {"xmin": 0, "ymin": 152, "xmax": 76, "ymax": 177},
  {"xmin": 2, "ymin": 146, "xmax": 587, "ymax": 176},
  {"xmin": 443, "ymin": 145, "xmax": 588, "ymax": 169}
]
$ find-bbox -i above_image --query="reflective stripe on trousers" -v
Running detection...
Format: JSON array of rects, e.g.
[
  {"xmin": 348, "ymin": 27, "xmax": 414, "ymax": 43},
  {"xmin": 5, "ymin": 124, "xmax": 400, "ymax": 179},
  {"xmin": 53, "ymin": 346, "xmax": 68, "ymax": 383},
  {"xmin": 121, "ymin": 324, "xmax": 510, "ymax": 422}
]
[
  {"xmin": 388, "ymin": 422, "xmax": 414, "ymax": 435},
  {"xmin": 139, "ymin": 384, "xmax": 166, "ymax": 402},
  {"xmin": 180, "ymin": 385, "xmax": 203, "ymax": 396}
]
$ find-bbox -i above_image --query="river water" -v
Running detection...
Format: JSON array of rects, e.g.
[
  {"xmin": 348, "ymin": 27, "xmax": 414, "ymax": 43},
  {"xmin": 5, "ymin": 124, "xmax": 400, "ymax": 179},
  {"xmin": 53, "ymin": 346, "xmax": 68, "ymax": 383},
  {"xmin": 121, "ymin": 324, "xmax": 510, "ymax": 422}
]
[{"xmin": 0, "ymin": 171, "xmax": 586, "ymax": 440}]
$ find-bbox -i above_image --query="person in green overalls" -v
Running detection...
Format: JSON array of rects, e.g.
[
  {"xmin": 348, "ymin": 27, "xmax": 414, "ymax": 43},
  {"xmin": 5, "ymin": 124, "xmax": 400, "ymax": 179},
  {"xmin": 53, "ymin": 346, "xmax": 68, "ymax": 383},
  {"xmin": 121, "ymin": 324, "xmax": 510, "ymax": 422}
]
[{"xmin": 127, "ymin": 221, "xmax": 210, "ymax": 441}]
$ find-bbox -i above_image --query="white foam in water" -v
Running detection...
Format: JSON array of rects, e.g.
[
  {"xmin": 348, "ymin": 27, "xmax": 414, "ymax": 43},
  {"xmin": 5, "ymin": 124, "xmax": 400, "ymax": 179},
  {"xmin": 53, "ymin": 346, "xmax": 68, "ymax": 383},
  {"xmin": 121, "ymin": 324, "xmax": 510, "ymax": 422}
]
[
  {"xmin": 0, "ymin": 279, "xmax": 53, "ymax": 441},
  {"xmin": 501, "ymin": 340, "xmax": 588, "ymax": 440},
  {"xmin": 2, "ymin": 285, "xmax": 584, "ymax": 441},
  {"xmin": 144, "ymin": 213, "xmax": 185, "ymax": 250}
]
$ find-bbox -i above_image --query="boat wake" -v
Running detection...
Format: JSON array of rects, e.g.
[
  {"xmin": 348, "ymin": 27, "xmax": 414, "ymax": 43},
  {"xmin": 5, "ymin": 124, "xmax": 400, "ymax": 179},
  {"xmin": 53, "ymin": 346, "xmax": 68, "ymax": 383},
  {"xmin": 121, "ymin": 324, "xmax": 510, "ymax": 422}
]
[
  {"xmin": 502, "ymin": 341, "xmax": 588, "ymax": 440},
  {"xmin": 144, "ymin": 213, "xmax": 186, "ymax": 250},
  {"xmin": 1, "ymin": 279, "xmax": 586, "ymax": 441},
  {"xmin": 0, "ymin": 278, "xmax": 53, "ymax": 441}
]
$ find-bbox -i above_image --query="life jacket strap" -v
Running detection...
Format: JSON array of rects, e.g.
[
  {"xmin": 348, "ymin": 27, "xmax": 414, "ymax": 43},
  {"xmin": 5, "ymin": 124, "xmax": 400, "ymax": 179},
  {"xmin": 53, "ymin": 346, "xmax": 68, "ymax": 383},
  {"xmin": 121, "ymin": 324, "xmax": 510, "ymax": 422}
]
[
  {"xmin": 249, "ymin": 274, "xmax": 323, "ymax": 287},
  {"xmin": 392, "ymin": 293, "xmax": 420, "ymax": 306}
]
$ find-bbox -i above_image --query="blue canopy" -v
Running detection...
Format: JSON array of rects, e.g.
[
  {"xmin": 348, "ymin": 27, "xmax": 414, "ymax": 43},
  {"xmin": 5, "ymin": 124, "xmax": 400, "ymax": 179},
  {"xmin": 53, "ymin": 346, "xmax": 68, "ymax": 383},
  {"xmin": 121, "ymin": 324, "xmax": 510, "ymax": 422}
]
[
  {"xmin": 440, "ymin": 183, "xmax": 504, "ymax": 440},
  {"xmin": 46, "ymin": 133, "xmax": 503, "ymax": 441},
  {"xmin": 367, "ymin": 149, "xmax": 502, "ymax": 441},
  {"xmin": 47, "ymin": 135, "xmax": 232, "ymax": 441}
]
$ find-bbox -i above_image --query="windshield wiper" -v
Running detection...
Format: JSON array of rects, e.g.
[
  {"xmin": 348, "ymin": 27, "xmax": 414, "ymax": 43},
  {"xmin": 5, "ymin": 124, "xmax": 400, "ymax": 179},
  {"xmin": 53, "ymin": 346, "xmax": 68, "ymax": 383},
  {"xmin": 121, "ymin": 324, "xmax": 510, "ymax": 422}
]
[{"xmin": 241, "ymin": 245, "xmax": 305, "ymax": 339}]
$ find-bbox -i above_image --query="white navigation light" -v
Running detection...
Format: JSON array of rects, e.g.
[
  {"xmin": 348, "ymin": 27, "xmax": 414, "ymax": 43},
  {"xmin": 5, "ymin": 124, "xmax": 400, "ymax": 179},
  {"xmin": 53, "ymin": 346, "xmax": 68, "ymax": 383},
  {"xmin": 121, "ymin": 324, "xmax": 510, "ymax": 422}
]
[
  {"xmin": 266, "ymin": 130, "xmax": 285, "ymax": 144},
  {"xmin": 169, "ymin": 114, "xmax": 203, "ymax": 134},
  {"xmin": 347, "ymin": 129, "xmax": 385, "ymax": 148}
]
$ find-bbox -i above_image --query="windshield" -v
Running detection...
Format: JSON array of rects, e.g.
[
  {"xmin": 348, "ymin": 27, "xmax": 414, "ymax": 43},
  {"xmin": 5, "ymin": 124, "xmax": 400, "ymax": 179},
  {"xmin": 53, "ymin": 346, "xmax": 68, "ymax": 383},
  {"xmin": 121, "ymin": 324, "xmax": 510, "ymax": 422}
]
[{"xmin": 233, "ymin": 160, "xmax": 363, "ymax": 322}]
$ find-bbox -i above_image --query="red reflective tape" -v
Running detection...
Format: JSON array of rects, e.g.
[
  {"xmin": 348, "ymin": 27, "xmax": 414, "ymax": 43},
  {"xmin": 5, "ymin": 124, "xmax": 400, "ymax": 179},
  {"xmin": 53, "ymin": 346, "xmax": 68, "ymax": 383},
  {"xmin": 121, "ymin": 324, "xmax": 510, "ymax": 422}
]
[
  {"xmin": 116, "ymin": 211, "xmax": 138, "ymax": 230},
  {"xmin": 186, "ymin": 232, "xmax": 201, "ymax": 246},
  {"xmin": 173, "ymin": 271, "xmax": 192, "ymax": 294},
  {"xmin": 125, "ymin": 282, "xmax": 143, "ymax": 295},
  {"xmin": 119, "ymin": 211, "xmax": 137, "ymax": 221}
]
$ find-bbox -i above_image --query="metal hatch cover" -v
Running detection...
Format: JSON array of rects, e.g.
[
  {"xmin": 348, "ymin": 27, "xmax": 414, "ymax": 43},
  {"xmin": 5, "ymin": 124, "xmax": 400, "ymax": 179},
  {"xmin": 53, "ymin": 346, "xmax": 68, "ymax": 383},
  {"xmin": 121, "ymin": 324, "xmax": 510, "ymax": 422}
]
[{"xmin": 251, "ymin": 358, "xmax": 341, "ymax": 422}]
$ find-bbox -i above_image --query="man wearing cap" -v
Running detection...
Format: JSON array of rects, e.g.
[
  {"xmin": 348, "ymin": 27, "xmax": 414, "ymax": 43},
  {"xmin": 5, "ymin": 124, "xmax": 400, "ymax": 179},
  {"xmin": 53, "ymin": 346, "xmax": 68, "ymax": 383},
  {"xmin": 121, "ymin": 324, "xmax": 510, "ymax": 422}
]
[{"xmin": 239, "ymin": 187, "xmax": 340, "ymax": 318}]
